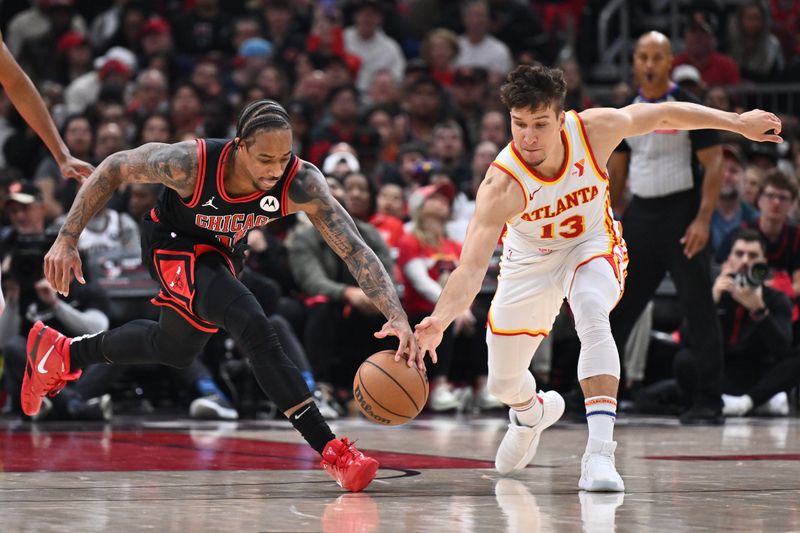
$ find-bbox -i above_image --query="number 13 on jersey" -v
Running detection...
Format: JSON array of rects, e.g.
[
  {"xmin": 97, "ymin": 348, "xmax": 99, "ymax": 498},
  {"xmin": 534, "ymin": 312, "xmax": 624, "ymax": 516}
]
[{"xmin": 540, "ymin": 215, "xmax": 585, "ymax": 239}]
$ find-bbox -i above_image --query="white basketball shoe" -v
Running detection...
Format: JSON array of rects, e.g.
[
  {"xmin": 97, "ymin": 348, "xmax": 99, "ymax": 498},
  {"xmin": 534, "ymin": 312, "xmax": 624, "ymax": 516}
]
[
  {"xmin": 579, "ymin": 437, "xmax": 625, "ymax": 492},
  {"xmin": 495, "ymin": 390, "xmax": 565, "ymax": 475}
]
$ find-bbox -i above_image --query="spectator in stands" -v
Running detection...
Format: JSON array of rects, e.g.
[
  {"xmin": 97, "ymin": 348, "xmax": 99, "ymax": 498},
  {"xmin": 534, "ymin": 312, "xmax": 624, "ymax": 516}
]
[
  {"xmin": 712, "ymin": 145, "xmax": 759, "ymax": 259},
  {"xmin": 252, "ymin": 65, "xmax": 288, "ymax": 104},
  {"xmin": 366, "ymin": 69, "xmax": 401, "ymax": 108},
  {"xmin": 285, "ymin": 98, "xmax": 314, "ymax": 157},
  {"xmin": 429, "ymin": 120, "xmax": 470, "ymax": 187},
  {"xmin": 558, "ymin": 56, "xmax": 593, "ymax": 111},
  {"xmin": 127, "ymin": 183, "xmax": 161, "ymax": 223},
  {"xmin": 727, "ymin": 1, "xmax": 785, "ymax": 82},
  {"xmin": 170, "ymin": 82, "xmax": 204, "ymax": 139},
  {"xmin": 0, "ymin": 28, "xmax": 93, "ymax": 183},
  {"xmin": 293, "ymin": 70, "xmax": 331, "ymax": 123},
  {"xmin": 129, "ymin": 69, "xmax": 170, "ymax": 120},
  {"xmin": 399, "ymin": 75, "xmax": 447, "ymax": 144},
  {"xmin": 56, "ymin": 31, "xmax": 92, "ymax": 86},
  {"xmin": 704, "ymin": 85, "xmax": 733, "ymax": 111},
  {"xmin": 746, "ymin": 141, "xmax": 780, "ymax": 172},
  {"xmin": 232, "ymin": 38, "xmax": 274, "ymax": 93},
  {"xmin": 94, "ymin": 122, "xmax": 127, "ymax": 162},
  {"xmin": 449, "ymin": 66, "xmax": 489, "ymax": 147},
  {"xmin": 6, "ymin": 0, "xmax": 86, "ymax": 57},
  {"xmin": 478, "ymin": 109, "xmax": 509, "ymax": 148},
  {"xmin": 64, "ymin": 46, "xmax": 137, "ymax": 115},
  {"xmin": 34, "ymin": 114, "xmax": 95, "ymax": 218},
  {"xmin": 447, "ymin": 140, "xmax": 498, "ymax": 243},
  {"xmin": 0, "ymin": 182, "xmax": 112, "ymax": 420},
  {"xmin": 308, "ymin": 84, "xmax": 376, "ymax": 166},
  {"xmin": 136, "ymin": 112, "xmax": 174, "ymax": 145},
  {"xmin": 365, "ymin": 104, "xmax": 401, "ymax": 165},
  {"xmin": 344, "ymin": 0, "xmax": 406, "ymax": 93},
  {"xmin": 371, "ymin": 182, "xmax": 406, "ymax": 253},
  {"xmin": 261, "ymin": 0, "xmax": 306, "ymax": 74},
  {"xmin": 671, "ymin": 64, "xmax": 705, "ymax": 100},
  {"xmin": 673, "ymin": 16, "xmax": 741, "ymax": 86},
  {"xmin": 397, "ymin": 182, "xmax": 466, "ymax": 411},
  {"xmin": 171, "ymin": 0, "xmax": 232, "ymax": 56},
  {"xmin": 677, "ymin": 229, "xmax": 797, "ymax": 417},
  {"xmin": 106, "ymin": 3, "xmax": 146, "ymax": 56},
  {"xmin": 422, "ymin": 28, "xmax": 460, "ymax": 87},
  {"xmin": 489, "ymin": 0, "xmax": 549, "ymax": 61},
  {"xmin": 454, "ymin": 0, "xmax": 513, "ymax": 82},
  {"xmin": 18, "ymin": 0, "xmax": 82, "ymax": 85},
  {"xmin": 742, "ymin": 164, "xmax": 765, "ymax": 208},
  {"xmin": 742, "ymin": 171, "xmax": 800, "ymax": 298}
]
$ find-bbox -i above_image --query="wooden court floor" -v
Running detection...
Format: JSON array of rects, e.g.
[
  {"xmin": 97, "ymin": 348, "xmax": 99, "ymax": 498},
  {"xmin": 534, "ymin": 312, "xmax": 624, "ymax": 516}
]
[{"xmin": 1, "ymin": 413, "xmax": 799, "ymax": 532}]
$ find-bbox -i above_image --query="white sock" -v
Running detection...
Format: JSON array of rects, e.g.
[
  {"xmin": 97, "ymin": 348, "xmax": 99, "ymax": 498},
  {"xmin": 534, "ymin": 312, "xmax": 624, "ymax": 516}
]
[
  {"xmin": 585, "ymin": 396, "xmax": 617, "ymax": 443},
  {"xmin": 514, "ymin": 394, "xmax": 544, "ymax": 427}
]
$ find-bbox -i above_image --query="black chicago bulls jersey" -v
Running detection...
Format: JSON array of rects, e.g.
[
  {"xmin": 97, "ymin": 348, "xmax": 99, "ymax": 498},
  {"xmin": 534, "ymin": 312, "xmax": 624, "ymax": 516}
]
[{"xmin": 152, "ymin": 138, "xmax": 299, "ymax": 255}]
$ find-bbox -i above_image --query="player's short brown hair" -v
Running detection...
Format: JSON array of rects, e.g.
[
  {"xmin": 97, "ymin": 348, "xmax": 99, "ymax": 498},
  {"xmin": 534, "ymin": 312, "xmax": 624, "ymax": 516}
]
[{"xmin": 499, "ymin": 65, "xmax": 567, "ymax": 115}]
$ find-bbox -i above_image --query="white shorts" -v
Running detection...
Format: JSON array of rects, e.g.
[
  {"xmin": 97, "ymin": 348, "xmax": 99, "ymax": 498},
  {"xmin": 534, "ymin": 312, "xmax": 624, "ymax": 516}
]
[{"xmin": 487, "ymin": 235, "xmax": 627, "ymax": 337}]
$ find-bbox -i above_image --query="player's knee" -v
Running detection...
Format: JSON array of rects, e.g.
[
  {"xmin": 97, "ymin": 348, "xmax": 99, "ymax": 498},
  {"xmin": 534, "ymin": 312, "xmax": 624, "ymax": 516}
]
[
  {"xmin": 577, "ymin": 349, "xmax": 621, "ymax": 380},
  {"xmin": 157, "ymin": 332, "xmax": 203, "ymax": 368},
  {"xmin": 486, "ymin": 373, "xmax": 528, "ymax": 405}
]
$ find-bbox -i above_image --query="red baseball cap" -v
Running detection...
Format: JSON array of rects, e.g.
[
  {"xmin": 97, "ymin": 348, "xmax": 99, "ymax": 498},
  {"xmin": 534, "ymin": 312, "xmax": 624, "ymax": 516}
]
[{"xmin": 57, "ymin": 31, "xmax": 87, "ymax": 54}]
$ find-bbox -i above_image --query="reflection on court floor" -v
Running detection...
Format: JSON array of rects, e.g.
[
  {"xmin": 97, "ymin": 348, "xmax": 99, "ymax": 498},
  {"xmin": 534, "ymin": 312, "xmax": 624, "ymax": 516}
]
[{"xmin": 1, "ymin": 414, "xmax": 798, "ymax": 532}]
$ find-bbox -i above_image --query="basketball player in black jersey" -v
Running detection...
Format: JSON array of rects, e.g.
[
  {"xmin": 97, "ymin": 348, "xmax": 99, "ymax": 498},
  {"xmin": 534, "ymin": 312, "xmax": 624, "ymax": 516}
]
[{"xmin": 22, "ymin": 100, "xmax": 421, "ymax": 492}]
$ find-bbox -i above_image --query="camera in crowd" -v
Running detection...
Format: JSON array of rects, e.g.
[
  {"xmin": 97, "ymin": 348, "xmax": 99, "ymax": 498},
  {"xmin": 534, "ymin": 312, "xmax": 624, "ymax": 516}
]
[
  {"xmin": 732, "ymin": 262, "xmax": 770, "ymax": 288},
  {"xmin": 9, "ymin": 232, "xmax": 56, "ymax": 286}
]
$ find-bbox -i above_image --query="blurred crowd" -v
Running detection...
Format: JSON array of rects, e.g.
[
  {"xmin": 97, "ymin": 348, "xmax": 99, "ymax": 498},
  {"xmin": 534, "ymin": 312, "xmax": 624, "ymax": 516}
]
[{"xmin": 1, "ymin": 0, "xmax": 800, "ymax": 422}]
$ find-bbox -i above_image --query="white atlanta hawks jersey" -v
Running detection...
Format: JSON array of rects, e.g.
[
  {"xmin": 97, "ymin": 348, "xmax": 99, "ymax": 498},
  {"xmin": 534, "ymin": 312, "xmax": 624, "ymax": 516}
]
[{"xmin": 491, "ymin": 110, "xmax": 624, "ymax": 257}]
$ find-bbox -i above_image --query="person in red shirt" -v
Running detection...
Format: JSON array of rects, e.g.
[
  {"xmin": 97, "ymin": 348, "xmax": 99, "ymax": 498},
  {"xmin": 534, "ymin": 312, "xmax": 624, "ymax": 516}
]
[
  {"xmin": 397, "ymin": 182, "xmax": 471, "ymax": 411},
  {"xmin": 673, "ymin": 18, "xmax": 740, "ymax": 86}
]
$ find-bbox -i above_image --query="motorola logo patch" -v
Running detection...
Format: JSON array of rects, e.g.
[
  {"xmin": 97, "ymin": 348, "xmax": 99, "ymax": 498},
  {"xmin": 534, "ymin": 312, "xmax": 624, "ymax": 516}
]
[{"xmin": 260, "ymin": 196, "xmax": 280, "ymax": 212}]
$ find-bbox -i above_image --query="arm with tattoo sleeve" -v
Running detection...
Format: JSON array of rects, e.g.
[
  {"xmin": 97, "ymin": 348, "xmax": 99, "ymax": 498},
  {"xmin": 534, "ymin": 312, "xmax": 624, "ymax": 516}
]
[
  {"xmin": 46, "ymin": 142, "xmax": 198, "ymax": 295},
  {"xmin": 58, "ymin": 141, "xmax": 197, "ymax": 243},
  {"xmin": 287, "ymin": 164, "xmax": 422, "ymax": 366}
]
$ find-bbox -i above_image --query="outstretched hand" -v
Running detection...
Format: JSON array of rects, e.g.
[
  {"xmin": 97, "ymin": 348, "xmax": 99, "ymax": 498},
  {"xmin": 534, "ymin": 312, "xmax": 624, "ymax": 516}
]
[
  {"xmin": 414, "ymin": 316, "xmax": 444, "ymax": 366},
  {"xmin": 738, "ymin": 110, "xmax": 783, "ymax": 143},
  {"xmin": 374, "ymin": 317, "xmax": 425, "ymax": 370},
  {"xmin": 59, "ymin": 155, "xmax": 95, "ymax": 182}
]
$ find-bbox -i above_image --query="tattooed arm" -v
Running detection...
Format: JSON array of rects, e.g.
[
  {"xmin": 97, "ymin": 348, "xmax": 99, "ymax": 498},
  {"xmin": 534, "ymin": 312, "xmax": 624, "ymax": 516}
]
[
  {"xmin": 46, "ymin": 141, "xmax": 198, "ymax": 295},
  {"xmin": 286, "ymin": 162, "xmax": 423, "ymax": 367}
]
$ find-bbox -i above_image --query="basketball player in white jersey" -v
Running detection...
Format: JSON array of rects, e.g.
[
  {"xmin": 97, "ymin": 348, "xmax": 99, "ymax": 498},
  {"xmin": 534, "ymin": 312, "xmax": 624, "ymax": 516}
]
[{"xmin": 413, "ymin": 65, "xmax": 782, "ymax": 491}]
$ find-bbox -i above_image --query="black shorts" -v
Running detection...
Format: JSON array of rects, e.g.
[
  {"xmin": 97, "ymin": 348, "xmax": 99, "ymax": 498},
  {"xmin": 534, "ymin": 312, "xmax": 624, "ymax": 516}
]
[{"xmin": 141, "ymin": 209, "xmax": 236, "ymax": 332}]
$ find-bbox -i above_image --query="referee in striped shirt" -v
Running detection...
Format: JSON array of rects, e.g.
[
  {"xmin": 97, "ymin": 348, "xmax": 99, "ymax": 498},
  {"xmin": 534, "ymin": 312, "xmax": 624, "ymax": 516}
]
[{"xmin": 608, "ymin": 31, "xmax": 725, "ymax": 424}]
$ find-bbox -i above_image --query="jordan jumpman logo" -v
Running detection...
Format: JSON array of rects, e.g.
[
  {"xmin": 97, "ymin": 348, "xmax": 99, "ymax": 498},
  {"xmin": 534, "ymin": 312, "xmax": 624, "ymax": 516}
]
[{"xmin": 202, "ymin": 196, "xmax": 218, "ymax": 210}]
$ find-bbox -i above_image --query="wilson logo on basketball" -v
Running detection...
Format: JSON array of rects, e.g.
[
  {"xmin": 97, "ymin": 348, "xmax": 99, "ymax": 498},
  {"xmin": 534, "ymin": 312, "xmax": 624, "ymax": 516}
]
[{"xmin": 354, "ymin": 385, "xmax": 392, "ymax": 425}]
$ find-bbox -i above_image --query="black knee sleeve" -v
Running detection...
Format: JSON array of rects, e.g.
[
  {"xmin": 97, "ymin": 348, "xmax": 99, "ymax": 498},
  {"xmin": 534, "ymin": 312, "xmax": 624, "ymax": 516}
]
[{"xmin": 223, "ymin": 293, "xmax": 311, "ymax": 412}]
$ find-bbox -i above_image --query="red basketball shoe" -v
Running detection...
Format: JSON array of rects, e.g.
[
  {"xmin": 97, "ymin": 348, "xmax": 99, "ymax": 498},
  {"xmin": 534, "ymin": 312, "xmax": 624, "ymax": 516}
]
[
  {"xmin": 320, "ymin": 438, "xmax": 379, "ymax": 492},
  {"xmin": 21, "ymin": 321, "xmax": 82, "ymax": 416}
]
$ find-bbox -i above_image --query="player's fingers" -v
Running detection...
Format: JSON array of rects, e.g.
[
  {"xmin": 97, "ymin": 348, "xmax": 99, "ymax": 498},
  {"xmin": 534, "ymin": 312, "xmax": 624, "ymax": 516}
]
[
  {"xmin": 44, "ymin": 256, "xmax": 54, "ymax": 286},
  {"xmin": 52, "ymin": 260, "xmax": 64, "ymax": 294},
  {"xmin": 60, "ymin": 262, "xmax": 72, "ymax": 296},
  {"xmin": 74, "ymin": 260, "xmax": 86, "ymax": 284},
  {"xmin": 429, "ymin": 348, "xmax": 438, "ymax": 365}
]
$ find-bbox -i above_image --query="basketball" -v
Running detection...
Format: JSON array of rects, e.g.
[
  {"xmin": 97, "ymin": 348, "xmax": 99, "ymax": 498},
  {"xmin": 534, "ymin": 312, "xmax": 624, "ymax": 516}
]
[{"xmin": 353, "ymin": 350, "xmax": 429, "ymax": 426}]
